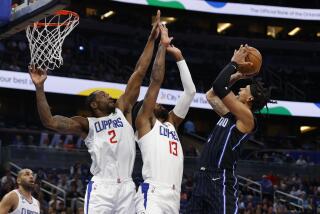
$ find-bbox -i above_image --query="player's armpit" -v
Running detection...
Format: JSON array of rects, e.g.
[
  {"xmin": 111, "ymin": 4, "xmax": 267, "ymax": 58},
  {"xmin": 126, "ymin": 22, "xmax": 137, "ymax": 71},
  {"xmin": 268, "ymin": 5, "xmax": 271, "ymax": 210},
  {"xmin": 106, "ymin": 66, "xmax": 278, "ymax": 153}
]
[{"xmin": 206, "ymin": 89, "xmax": 229, "ymax": 117}]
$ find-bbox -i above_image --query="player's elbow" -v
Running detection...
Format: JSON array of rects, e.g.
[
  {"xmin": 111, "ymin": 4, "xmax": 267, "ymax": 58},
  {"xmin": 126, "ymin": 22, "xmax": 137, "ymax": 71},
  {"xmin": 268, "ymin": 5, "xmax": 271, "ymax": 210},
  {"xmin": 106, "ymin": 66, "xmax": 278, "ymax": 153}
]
[
  {"xmin": 206, "ymin": 90, "xmax": 212, "ymax": 101},
  {"xmin": 187, "ymin": 89, "xmax": 196, "ymax": 98},
  {"xmin": 187, "ymin": 85, "xmax": 196, "ymax": 96},
  {"xmin": 42, "ymin": 118, "xmax": 56, "ymax": 130}
]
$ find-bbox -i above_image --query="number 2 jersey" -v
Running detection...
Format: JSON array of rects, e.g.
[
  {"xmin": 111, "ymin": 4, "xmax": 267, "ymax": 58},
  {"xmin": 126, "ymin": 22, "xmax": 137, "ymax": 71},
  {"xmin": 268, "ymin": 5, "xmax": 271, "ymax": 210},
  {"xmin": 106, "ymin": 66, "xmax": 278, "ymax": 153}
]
[
  {"xmin": 84, "ymin": 108, "xmax": 136, "ymax": 179},
  {"xmin": 137, "ymin": 120, "xmax": 184, "ymax": 187}
]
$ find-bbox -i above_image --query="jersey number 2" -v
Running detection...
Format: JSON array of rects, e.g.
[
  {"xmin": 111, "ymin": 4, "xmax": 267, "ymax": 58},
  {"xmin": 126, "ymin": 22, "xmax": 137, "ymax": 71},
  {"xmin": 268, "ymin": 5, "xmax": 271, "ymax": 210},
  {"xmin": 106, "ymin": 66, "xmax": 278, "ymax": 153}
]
[
  {"xmin": 169, "ymin": 141, "xmax": 178, "ymax": 156},
  {"xmin": 108, "ymin": 130, "xmax": 117, "ymax": 144}
]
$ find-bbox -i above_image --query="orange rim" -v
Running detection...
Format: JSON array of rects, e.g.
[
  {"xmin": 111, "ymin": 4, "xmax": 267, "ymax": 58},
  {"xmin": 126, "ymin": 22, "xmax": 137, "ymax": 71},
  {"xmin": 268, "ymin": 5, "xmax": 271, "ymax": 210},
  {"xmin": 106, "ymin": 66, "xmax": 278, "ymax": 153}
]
[{"xmin": 33, "ymin": 10, "xmax": 79, "ymax": 27}]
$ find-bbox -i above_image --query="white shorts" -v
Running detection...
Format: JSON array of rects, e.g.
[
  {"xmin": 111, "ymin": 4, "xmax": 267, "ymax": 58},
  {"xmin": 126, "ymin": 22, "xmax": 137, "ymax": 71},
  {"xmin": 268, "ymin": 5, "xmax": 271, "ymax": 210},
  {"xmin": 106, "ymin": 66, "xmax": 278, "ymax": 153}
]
[
  {"xmin": 135, "ymin": 181, "xmax": 180, "ymax": 214},
  {"xmin": 84, "ymin": 177, "xmax": 136, "ymax": 214}
]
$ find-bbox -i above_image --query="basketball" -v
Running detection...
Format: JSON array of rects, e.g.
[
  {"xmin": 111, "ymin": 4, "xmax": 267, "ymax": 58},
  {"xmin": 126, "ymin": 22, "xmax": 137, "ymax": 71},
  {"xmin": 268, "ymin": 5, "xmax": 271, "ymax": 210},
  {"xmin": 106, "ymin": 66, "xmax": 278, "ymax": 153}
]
[{"xmin": 244, "ymin": 46, "xmax": 262, "ymax": 75}]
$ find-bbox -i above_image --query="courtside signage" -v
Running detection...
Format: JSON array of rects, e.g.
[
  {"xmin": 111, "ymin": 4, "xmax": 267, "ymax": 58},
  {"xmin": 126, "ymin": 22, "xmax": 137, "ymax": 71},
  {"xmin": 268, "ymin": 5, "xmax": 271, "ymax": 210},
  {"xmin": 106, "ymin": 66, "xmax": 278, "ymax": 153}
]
[
  {"xmin": 113, "ymin": 0, "xmax": 320, "ymax": 21},
  {"xmin": 0, "ymin": 70, "xmax": 320, "ymax": 117}
]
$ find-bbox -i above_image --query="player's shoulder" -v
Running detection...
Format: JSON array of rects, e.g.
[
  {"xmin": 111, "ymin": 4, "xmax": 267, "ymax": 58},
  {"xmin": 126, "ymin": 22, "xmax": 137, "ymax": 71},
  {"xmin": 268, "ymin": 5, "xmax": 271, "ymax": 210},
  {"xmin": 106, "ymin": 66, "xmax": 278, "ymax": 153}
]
[
  {"xmin": 2, "ymin": 190, "xmax": 19, "ymax": 203},
  {"xmin": 33, "ymin": 197, "xmax": 40, "ymax": 206}
]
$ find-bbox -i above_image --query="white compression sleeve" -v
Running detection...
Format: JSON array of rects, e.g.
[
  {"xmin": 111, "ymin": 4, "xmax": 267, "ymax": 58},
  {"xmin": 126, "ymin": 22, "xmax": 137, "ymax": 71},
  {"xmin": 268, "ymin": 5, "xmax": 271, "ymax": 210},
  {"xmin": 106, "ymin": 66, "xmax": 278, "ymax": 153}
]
[{"xmin": 173, "ymin": 60, "xmax": 196, "ymax": 119}]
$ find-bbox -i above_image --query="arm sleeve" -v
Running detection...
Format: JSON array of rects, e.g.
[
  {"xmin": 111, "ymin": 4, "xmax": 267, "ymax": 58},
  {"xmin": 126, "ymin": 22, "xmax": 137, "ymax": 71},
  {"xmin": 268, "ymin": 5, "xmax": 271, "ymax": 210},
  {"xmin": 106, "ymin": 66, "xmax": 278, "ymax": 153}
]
[
  {"xmin": 173, "ymin": 60, "xmax": 196, "ymax": 119},
  {"xmin": 212, "ymin": 62, "xmax": 238, "ymax": 99}
]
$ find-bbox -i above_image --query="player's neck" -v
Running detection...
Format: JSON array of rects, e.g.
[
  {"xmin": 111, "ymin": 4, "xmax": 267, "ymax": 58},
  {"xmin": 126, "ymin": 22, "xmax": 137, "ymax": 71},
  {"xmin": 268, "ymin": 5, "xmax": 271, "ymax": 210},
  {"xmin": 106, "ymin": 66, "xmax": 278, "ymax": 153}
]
[
  {"xmin": 18, "ymin": 187, "xmax": 32, "ymax": 201},
  {"xmin": 158, "ymin": 118, "xmax": 166, "ymax": 123},
  {"xmin": 95, "ymin": 110, "xmax": 111, "ymax": 117}
]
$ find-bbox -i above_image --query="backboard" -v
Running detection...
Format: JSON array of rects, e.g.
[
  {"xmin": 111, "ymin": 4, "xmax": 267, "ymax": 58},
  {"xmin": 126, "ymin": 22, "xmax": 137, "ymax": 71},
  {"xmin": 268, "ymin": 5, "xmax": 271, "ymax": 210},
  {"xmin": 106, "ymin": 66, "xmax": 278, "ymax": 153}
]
[{"xmin": 0, "ymin": 0, "xmax": 70, "ymax": 40}]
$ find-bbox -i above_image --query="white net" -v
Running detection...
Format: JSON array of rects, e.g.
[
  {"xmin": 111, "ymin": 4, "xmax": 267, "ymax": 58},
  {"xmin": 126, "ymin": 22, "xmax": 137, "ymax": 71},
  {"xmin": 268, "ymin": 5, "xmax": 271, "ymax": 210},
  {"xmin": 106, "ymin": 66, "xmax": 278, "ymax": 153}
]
[{"xmin": 26, "ymin": 10, "xmax": 79, "ymax": 71}]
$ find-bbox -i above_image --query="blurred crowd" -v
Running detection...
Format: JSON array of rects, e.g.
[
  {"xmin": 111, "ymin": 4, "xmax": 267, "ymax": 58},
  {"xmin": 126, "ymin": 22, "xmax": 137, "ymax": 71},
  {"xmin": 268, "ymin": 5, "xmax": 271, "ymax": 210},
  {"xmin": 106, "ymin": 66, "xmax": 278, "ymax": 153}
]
[{"xmin": 1, "ymin": 162, "xmax": 319, "ymax": 213}]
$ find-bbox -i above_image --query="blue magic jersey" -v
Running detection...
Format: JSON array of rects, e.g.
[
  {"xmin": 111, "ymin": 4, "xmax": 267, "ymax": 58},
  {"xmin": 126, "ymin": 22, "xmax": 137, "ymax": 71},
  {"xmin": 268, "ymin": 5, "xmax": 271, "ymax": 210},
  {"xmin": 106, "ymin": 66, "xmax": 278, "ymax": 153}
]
[{"xmin": 199, "ymin": 112, "xmax": 254, "ymax": 170}]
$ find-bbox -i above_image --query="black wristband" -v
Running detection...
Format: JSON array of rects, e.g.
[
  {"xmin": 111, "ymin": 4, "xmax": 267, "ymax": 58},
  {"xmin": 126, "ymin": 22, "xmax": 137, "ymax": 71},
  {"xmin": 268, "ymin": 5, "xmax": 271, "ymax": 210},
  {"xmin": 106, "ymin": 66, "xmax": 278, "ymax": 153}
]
[
  {"xmin": 230, "ymin": 61, "xmax": 239, "ymax": 71},
  {"xmin": 212, "ymin": 62, "xmax": 238, "ymax": 99}
]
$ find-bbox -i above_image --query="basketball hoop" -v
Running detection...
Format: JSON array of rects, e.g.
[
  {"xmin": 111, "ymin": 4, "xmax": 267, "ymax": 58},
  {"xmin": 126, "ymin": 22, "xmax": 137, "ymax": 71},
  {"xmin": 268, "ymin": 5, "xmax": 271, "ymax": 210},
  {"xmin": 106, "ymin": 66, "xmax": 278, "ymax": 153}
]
[{"xmin": 26, "ymin": 10, "xmax": 79, "ymax": 71}]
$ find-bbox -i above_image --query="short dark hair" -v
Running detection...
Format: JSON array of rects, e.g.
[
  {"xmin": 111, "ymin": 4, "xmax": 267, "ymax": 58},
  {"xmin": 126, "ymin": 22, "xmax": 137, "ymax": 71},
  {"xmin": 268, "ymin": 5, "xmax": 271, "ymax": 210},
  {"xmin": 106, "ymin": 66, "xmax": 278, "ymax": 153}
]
[
  {"xmin": 85, "ymin": 91, "xmax": 98, "ymax": 112},
  {"xmin": 250, "ymin": 80, "xmax": 270, "ymax": 112}
]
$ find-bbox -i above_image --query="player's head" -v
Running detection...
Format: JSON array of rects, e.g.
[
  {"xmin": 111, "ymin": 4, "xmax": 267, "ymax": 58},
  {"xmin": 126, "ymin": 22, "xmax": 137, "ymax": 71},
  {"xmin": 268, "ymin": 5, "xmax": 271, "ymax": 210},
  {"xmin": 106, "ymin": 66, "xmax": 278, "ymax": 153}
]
[
  {"xmin": 86, "ymin": 90, "xmax": 116, "ymax": 116},
  {"xmin": 17, "ymin": 168, "xmax": 35, "ymax": 192},
  {"xmin": 154, "ymin": 103, "xmax": 169, "ymax": 121},
  {"xmin": 237, "ymin": 80, "xmax": 270, "ymax": 112}
]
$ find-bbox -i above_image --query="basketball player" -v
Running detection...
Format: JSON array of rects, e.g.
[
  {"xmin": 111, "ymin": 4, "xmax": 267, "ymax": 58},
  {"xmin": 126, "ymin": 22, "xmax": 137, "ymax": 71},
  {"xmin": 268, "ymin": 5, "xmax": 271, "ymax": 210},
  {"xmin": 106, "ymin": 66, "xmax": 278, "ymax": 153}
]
[
  {"xmin": 0, "ymin": 169, "xmax": 40, "ymax": 214},
  {"xmin": 29, "ymin": 11, "xmax": 162, "ymax": 214},
  {"xmin": 186, "ymin": 45, "xmax": 270, "ymax": 213},
  {"xmin": 135, "ymin": 24, "xmax": 196, "ymax": 214}
]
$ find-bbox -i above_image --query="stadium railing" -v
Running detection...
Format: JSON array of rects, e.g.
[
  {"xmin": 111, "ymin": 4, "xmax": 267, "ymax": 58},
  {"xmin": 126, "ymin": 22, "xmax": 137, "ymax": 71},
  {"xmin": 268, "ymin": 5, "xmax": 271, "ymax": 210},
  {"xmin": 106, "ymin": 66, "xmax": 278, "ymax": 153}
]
[{"xmin": 274, "ymin": 190, "xmax": 304, "ymax": 212}]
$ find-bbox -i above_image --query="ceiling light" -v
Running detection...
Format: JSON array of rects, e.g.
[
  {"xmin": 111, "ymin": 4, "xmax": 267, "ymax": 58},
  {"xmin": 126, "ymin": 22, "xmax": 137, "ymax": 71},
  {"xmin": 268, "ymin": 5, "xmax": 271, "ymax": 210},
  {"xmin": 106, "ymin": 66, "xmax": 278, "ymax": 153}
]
[
  {"xmin": 267, "ymin": 26, "xmax": 283, "ymax": 38},
  {"xmin": 300, "ymin": 126, "xmax": 317, "ymax": 133},
  {"xmin": 101, "ymin": 11, "xmax": 115, "ymax": 20},
  {"xmin": 316, "ymin": 32, "xmax": 320, "ymax": 37},
  {"xmin": 217, "ymin": 23, "xmax": 232, "ymax": 33},
  {"xmin": 288, "ymin": 27, "xmax": 301, "ymax": 36}
]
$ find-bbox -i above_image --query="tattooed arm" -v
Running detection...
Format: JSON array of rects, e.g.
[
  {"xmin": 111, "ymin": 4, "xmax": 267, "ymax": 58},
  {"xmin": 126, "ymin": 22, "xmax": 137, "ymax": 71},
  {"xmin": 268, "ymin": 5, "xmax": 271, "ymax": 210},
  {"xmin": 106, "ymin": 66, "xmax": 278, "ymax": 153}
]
[
  {"xmin": 206, "ymin": 72, "xmax": 246, "ymax": 117},
  {"xmin": 29, "ymin": 66, "xmax": 88, "ymax": 138}
]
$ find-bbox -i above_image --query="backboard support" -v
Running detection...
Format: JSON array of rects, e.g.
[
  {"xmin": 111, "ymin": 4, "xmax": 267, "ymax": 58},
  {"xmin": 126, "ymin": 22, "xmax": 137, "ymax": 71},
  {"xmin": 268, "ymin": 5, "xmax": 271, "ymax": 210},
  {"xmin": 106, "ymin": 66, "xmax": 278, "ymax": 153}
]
[{"xmin": 0, "ymin": 0, "xmax": 70, "ymax": 40}]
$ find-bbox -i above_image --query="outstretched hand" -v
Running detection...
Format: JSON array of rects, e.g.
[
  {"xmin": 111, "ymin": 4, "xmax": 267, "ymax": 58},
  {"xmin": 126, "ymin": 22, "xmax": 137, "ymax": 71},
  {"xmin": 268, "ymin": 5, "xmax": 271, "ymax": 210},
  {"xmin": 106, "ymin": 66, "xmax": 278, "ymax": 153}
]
[
  {"xmin": 28, "ymin": 65, "xmax": 47, "ymax": 88},
  {"xmin": 159, "ymin": 23, "xmax": 173, "ymax": 47},
  {"xmin": 149, "ymin": 10, "xmax": 161, "ymax": 41},
  {"xmin": 167, "ymin": 44, "xmax": 183, "ymax": 61},
  {"xmin": 231, "ymin": 44, "xmax": 253, "ymax": 73}
]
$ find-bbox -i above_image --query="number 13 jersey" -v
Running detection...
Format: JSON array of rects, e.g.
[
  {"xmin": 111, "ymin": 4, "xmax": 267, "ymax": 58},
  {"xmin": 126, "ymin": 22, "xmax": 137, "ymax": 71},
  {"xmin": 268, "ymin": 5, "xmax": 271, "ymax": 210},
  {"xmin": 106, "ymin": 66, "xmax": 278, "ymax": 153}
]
[
  {"xmin": 137, "ymin": 120, "xmax": 184, "ymax": 187},
  {"xmin": 84, "ymin": 108, "xmax": 136, "ymax": 179}
]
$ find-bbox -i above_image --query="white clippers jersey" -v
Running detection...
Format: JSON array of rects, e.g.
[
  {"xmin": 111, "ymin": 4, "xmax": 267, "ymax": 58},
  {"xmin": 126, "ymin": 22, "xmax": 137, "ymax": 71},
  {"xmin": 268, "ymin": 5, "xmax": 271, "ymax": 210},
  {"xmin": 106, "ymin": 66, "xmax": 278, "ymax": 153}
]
[
  {"xmin": 10, "ymin": 190, "xmax": 40, "ymax": 214},
  {"xmin": 137, "ymin": 120, "xmax": 184, "ymax": 187},
  {"xmin": 84, "ymin": 108, "xmax": 136, "ymax": 179}
]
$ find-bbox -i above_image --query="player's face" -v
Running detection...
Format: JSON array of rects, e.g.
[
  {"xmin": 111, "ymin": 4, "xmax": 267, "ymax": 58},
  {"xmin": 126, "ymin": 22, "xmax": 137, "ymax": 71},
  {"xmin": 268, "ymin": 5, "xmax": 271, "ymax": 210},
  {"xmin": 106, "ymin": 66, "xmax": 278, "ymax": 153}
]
[
  {"xmin": 94, "ymin": 91, "xmax": 116, "ymax": 113},
  {"xmin": 18, "ymin": 169, "xmax": 35, "ymax": 191},
  {"xmin": 154, "ymin": 103, "xmax": 169, "ymax": 121},
  {"xmin": 237, "ymin": 85, "xmax": 253, "ymax": 103}
]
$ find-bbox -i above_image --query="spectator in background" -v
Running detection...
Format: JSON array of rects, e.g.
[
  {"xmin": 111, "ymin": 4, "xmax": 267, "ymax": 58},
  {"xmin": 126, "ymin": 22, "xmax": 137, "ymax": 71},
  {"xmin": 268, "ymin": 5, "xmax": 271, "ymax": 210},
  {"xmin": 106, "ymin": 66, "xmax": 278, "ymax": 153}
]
[
  {"xmin": 1, "ymin": 170, "xmax": 15, "ymax": 187},
  {"xmin": 183, "ymin": 120, "xmax": 196, "ymax": 134},
  {"xmin": 26, "ymin": 134, "xmax": 36, "ymax": 147},
  {"xmin": 306, "ymin": 156, "xmax": 315, "ymax": 166},
  {"xmin": 66, "ymin": 182, "xmax": 81, "ymax": 214},
  {"xmin": 0, "ymin": 172, "xmax": 16, "ymax": 198},
  {"xmin": 265, "ymin": 171, "xmax": 278, "ymax": 186},
  {"xmin": 70, "ymin": 162, "xmax": 82, "ymax": 176},
  {"xmin": 284, "ymin": 153, "xmax": 294, "ymax": 163},
  {"xmin": 36, "ymin": 168, "xmax": 48, "ymax": 180},
  {"xmin": 12, "ymin": 134, "xmax": 24, "ymax": 148},
  {"xmin": 57, "ymin": 174, "xmax": 68, "ymax": 190},
  {"xmin": 39, "ymin": 132, "xmax": 50, "ymax": 148},
  {"xmin": 296, "ymin": 155, "xmax": 307, "ymax": 166},
  {"xmin": 63, "ymin": 135, "xmax": 74, "ymax": 146},
  {"xmin": 180, "ymin": 192, "xmax": 188, "ymax": 214},
  {"xmin": 50, "ymin": 133, "xmax": 62, "ymax": 148},
  {"xmin": 67, "ymin": 173, "xmax": 83, "ymax": 193},
  {"xmin": 75, "ymin": 137, "xmax": 85, "ymax": 149},
  {"xmin": 259, "ymin": 175, "xmax": 273, "ymax": 194}
]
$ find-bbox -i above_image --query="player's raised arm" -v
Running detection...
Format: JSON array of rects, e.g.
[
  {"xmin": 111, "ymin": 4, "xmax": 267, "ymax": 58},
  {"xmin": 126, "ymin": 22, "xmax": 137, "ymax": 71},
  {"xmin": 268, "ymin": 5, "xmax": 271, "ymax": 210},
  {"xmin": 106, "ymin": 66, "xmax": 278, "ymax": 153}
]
[
  {"xmin": 135, "ymin": 24, "xmax": 172, "ymax": 136},
  {"xmin": 29, "ymin": 65, "xmax": 88, "ymax": 138},
  {"xmin": 117, "ymin": 10, "xmax": 161, "ymax": 114},
  {"xmin": 212, "ymin": 45, "xmax": 255, "ymax": 133},
  {"xmin": 206, "ymin": 71, "xmax": 250, "ymax": 117},
  {"xmin": 167, "ymin": 45, "xmax": 196, "ymax": 129}
]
